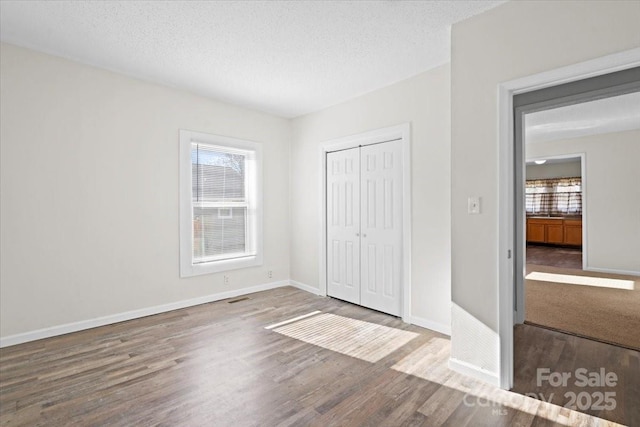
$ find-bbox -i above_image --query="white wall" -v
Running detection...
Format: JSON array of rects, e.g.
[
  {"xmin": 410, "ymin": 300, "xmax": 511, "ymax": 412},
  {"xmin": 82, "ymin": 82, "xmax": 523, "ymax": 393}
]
[
  {"xmin": 0, "ymin": 43, "xmax": 291, "ymax": 339},
  {"xmin": 527, "ymin": 130, "xmax": 640, "ymax": 274},
  {"xmin": 525, "ymin": 160, "xmax": 581, "ymax": 180},
  {"xmin": 450, "ymin": 0, "xmax": 640, "ymax": 382},
  {"xmin": 290, "ymin": 64, "xmax": 451, "ymax": 333}
]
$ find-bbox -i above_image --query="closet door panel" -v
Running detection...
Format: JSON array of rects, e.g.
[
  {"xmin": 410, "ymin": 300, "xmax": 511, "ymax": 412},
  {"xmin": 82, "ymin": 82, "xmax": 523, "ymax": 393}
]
[
  {"xmin": 360, "ymin": 140, "xmax": 403, "ymax": 316},
  {"xmin": 326, "ymin": 148, "xmax": 361, "ymax": 304}
]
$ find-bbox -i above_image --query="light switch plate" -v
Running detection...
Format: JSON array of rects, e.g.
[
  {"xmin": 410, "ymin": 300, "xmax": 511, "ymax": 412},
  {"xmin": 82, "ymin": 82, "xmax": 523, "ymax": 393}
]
[{"xmin": 468, "ymin": 196, "xmax": 481, "ymax": 214}]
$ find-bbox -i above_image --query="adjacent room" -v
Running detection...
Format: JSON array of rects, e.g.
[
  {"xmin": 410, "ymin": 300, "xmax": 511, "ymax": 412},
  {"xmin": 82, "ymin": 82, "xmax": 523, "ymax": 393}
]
[
  {"xmin": 1, "ymin": 1, "xmax": 639, "ymax": 426},
  {"xmin": 523, "ymin": 93, "xmax": 640, "ymax": 351}
]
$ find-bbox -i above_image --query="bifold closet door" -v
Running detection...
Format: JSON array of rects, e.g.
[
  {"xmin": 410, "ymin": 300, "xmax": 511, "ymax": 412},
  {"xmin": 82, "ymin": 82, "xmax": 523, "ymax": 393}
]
[
  {"xmin": 326, "ymin": 147, "xmax": 361, "ymax": 305},
  {"xmin": 326, "ymin": 140, "xmax": 402, "ymax": 316},
  {"xmin": 360, "ymin": 141, "xmax": 403, "ymax": 316}
]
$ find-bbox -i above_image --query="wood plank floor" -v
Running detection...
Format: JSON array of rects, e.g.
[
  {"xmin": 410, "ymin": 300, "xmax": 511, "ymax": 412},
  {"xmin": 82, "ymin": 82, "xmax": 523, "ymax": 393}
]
[
  {"xmin": 1, "ymin": 287, "xmax": 637, "ymax": 426},
  {"xmin": 513, "ymin": 324, "xmax": 639, "ymax": 427}
]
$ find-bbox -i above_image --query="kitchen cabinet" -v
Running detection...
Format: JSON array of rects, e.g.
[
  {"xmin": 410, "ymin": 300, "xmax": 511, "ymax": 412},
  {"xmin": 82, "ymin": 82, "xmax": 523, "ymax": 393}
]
[
  {"xmin": 546, "ymin": 222, "xmax": 565, "ymax": 244},
  {"xmin": 563, "ymin": 219, "xmax": 583, "ymax": 246},
  {"xmin": 526, "ymin": 217, "xmax": 582, "ymax": 246},
  {"xmin": 527, "ymin": 221, "xmax": 546, "ymax": 243}
]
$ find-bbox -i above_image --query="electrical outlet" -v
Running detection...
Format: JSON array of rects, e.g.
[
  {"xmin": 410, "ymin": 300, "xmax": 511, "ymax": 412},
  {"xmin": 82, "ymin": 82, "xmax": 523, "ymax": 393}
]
[
  {"xmin": 268, "ymin": 270, "xmax": 273, "ymax": 279},
  {"xmin": 224, "ymin": 275, "xmax": 229, "ymax": 285}
]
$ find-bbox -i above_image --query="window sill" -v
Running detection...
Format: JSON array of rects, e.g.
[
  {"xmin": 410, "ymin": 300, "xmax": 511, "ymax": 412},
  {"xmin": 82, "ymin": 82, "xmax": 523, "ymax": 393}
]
[{"xmin": 180, "ymin": 254, "xmax": 262, "ymax": 277}]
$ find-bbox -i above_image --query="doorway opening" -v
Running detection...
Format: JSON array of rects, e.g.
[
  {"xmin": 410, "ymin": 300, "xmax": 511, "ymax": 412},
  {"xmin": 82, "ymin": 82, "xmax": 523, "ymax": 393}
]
[{"xmin": 520, "ymin": 92, "xmax": 640, "ymax": 351}]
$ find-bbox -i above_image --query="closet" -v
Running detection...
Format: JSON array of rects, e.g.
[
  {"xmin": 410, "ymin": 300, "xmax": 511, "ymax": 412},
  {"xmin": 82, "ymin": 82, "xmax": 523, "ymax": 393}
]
[{"xmin": 326, "ymin": 139, "xmax": 403, "ymax": 316}]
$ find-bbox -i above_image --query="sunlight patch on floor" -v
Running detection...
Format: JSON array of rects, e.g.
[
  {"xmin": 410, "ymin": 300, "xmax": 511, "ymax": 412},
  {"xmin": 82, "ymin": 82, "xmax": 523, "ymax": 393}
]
[
  {"xmin": 266, "ymin": 312, "xmax": 418, "ymax": 363},
  {"xmin": 526, "ymin": 271, "xmax": 635, "ymax": 290}
]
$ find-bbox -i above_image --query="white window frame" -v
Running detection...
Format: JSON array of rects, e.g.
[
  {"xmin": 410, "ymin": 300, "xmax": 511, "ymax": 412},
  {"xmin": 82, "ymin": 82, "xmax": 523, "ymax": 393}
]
[{"xmin": 180, "ymin": 130, "xmax": 263, "ymax": 277}]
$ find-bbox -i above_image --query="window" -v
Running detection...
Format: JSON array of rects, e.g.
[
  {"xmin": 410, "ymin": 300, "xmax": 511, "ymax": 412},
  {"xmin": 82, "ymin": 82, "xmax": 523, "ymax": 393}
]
[
  {"xmin": 525, "ymin": 177, "xmax": 582, "ymax": 215},
  {"xmin": 180, "ymin": 130, "xmax": 262, "ymax": 277}
]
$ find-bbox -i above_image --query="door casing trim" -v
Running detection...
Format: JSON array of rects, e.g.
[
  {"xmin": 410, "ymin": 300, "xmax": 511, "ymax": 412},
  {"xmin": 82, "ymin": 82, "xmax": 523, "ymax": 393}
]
[{"xmin": 319, "ymin": 123, "xmax": 412, "ymax": 322}]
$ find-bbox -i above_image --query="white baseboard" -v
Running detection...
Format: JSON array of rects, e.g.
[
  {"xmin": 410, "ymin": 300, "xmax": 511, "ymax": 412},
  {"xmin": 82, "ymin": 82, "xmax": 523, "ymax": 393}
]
[
  {"xmin": 410, "ymin": 315, "xmax": 451, "ymax": 336},
  {"xmin": 584, "ymin": 266, "xmax": 640, "ymax": 277},
  {"xmin": 289, "ymin": 280, "xmax": 322, "ymax": 295},
  {"xmin": 449, "ymin": 357, "xmax": 501, "ymax": 387},
  {"xmin": 0, "ymin": 280, "xmax": 290, "ymax": 348}
]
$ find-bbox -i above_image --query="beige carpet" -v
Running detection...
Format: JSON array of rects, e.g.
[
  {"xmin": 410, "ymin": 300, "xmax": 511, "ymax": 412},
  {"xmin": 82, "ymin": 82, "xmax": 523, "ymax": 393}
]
[{"xmin": 525, "ymin": 264, "xmax": 640, "ymax": 350}]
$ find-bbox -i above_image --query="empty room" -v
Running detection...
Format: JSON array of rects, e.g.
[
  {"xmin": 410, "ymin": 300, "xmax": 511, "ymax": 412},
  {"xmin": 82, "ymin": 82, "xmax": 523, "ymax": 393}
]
[{"xmin": 1, "ymin": 1, "xmax": 638, "ymax": 426}]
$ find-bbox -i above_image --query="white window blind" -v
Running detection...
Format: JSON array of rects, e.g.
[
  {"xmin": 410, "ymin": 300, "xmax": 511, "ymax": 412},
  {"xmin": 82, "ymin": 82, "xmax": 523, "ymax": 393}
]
[{"xmin": 191, "ymin": 143, "xmax": 255, "ymax": 263}]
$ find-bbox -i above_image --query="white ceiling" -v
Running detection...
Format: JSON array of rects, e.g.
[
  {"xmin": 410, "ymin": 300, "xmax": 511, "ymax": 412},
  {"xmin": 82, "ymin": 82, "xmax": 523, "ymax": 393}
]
[
  {"xmin": 0, "ymin": 0, "xmax": 504, "ymax": 118},
  {"xmin": 525, "ymin": 91, "xmax": 640, "ymax": 144}
]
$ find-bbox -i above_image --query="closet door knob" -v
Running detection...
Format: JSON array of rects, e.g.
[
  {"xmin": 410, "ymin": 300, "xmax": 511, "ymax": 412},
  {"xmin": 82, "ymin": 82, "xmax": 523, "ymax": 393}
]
[
  {"xmin": 356, "ymin": 233, "xmax": 360, "ymax": 237},
  {"xmin": 362, "ymin": 234, "xmax": 367, "ymax": 238}
]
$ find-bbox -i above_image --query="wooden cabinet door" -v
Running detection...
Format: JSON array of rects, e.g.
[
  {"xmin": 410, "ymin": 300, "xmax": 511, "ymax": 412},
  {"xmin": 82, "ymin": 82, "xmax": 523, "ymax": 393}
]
[
  {"xmin": 527, "ymin": 222, "xmax": 546, "ymax": 243},
  {"xmin": 564, "ymin": 220, "xmax": 582, "ymax": 246},
  {"xmin": 546, "ymin": 223, "xmax": 564, "ymax": 244}
]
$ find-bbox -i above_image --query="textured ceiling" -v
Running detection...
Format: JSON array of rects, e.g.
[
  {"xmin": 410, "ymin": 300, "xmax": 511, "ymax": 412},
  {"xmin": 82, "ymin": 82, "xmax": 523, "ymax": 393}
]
[
  {"xmin": 0, "ymin": 0, "xmax": 504, "ymax": 118},
  {"xmin": 525, "ymin": 91, "xmax": 640, "ymax": 144}
]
